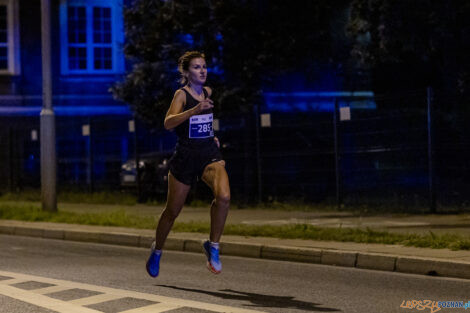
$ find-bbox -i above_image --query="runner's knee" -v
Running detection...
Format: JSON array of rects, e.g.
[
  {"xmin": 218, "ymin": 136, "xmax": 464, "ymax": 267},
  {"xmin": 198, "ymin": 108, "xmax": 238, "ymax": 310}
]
[
  {"xmin": 162, "ymin": 206, "xmax": 182, "ymax": 221},
  {"xmin": 216, "ymin": 192, "xmax": 230, "ymax": 207}
]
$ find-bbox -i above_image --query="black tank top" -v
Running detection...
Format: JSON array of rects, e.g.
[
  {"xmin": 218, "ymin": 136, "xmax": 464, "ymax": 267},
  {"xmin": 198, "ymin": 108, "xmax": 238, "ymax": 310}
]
[{"xmin": 174, "ymin": 88, "xmax": 215, "ymax": 148}]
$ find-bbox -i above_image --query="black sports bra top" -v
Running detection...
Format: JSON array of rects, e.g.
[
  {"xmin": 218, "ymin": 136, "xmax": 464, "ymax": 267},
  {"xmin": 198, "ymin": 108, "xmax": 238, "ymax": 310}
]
[{"xmin": 174, "ymin": 88, "xmax": 214, "ymax": 148}]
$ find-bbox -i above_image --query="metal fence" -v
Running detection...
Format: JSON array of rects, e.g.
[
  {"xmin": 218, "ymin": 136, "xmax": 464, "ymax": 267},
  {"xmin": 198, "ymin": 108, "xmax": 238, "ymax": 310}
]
[{"xmin": 0, "ymin": 88, "xmax": 469, "ymax": 211}]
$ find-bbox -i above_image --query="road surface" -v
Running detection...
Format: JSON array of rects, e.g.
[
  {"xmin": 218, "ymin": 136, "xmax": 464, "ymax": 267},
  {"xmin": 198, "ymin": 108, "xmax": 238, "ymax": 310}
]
[{"xmin": 0, "ymin": 234, "xmax": 469, "ymax": 313}]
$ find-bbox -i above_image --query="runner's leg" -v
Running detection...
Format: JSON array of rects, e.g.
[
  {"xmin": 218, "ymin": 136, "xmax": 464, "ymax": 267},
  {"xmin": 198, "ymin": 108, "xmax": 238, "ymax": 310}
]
[
  {"xmin": 154, "ymin": 172, "xmax": 191, "ymax": 250},
  {"xmin": 202, "ymin": 161, "xmax": 230, "ymax": 243}
]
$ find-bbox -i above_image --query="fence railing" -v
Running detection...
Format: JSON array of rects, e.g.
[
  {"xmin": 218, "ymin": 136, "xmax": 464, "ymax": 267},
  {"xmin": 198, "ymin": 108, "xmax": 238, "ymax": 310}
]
[{"xmin": 0, "ymin": 88, "xmax": 468, "ymax": 211}]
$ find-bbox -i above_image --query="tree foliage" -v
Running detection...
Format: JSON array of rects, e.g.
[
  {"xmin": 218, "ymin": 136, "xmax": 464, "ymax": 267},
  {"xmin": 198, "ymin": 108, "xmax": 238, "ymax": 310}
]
[
  {"xmin": 111, "ymin": 0, "xmax": 219, "ymax": 128},
  {"xmin": 347, "ymin": 0, "xmax": 470, "ymax": 99},
  {"xmin": 111, "ymin": 0, "xmax": 341, "ymax": 128}
]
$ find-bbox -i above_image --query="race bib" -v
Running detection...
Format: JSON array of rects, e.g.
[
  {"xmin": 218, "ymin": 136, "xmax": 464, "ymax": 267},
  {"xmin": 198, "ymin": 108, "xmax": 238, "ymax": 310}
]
[{"xmin": 189, "ymin": 113, "xmax": 214, "ymax": 138}]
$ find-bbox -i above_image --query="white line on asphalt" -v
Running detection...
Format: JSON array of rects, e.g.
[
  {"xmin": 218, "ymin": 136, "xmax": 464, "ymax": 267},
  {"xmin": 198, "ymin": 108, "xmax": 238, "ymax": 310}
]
[
  {"xmin": 69, "ymin": 293, "xmax": 123, "ymax": 306},
  {"xmin": 31, "ymin": 285, "xmax": 73, "ymax": 295},
  {"xmin": 0, "ymin": 278, "xmax": 27, "ymax": 285},
  {"xmin": 0, "ymin": 284, "xmax": 102, "ymax": 313},
  {"xmin": 119, "ymin": 303, "xmax": 183, "ymax": 313},
  {"xmin": 0, "ymin": 270, "xmax": 266, "ymax": 313}
]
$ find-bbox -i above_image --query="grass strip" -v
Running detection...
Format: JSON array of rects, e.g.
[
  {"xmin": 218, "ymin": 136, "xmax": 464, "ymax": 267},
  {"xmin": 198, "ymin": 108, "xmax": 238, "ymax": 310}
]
[
  {"xmin": 1, "ymin": 204, "xmax": 469, "ymax": 250},
  {"xmin": 2, "ymin": 190, "xmax": 469, "ymax": 214},
  {"xmin": 0, "ymin": 203, "xmax": 156, "ymax": 229},
  {"xmin": 173, "ymin": 221, "xmax": 470, "ymax": 250},
  {"xmin": 0, "ymin": 191, "xmax": 139, "ymax": 206}
]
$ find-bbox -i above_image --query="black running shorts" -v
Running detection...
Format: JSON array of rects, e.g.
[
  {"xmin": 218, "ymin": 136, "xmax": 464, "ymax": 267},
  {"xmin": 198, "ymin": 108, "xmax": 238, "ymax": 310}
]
[{"xmin": 169, "ymin": 142, "xmax": 222, "ymax": 186}]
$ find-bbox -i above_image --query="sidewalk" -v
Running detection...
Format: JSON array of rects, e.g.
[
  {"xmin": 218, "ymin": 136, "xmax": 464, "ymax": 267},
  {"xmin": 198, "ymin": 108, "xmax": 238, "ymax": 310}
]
[{"xmin": 1, "ymin": 209, "xmax": 470, "ymax": 280}]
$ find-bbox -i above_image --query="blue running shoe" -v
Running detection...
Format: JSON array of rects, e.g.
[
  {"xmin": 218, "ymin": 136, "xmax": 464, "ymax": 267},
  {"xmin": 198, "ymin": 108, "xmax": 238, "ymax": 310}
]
[
  {"xmin": 202, "ymin": 240, "xmax": 222, "ymax": 274},
  {"xmin": 146, "ymin": 241, "xmax": 161, "ymax": 278}
]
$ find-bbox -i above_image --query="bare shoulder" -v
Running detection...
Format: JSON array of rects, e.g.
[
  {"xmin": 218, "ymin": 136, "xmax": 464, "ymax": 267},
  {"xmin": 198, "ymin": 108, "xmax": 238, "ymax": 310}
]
[
  {"xmin": 204, "ymin": 86, "xmax": 213, "ymax": 97},
  {"xmin": 174, "ymin": 89, "xmax": 186, "ymax": 101},
  {"xmin": 166, "ymin": 89, "xmax": 185, "ymax": 113}
]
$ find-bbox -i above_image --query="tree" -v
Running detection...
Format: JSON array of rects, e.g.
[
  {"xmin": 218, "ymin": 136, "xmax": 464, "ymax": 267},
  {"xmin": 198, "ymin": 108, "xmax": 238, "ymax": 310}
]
[
  {"xmin": 111, "ymin": 0, "xmax": 220, "ymax": 128},
  {"xmin": 111, "ymin": 0, "xmax": 353, "ymax": 203},
  {"xmin": 347, "ymin": 0, "xmax": 470, "ymax": 189},
  {"xmin": 347, "ymin": 0, "xmax": 470, "ymax": 102},
  {"xmin": 111, "ymin": 0, "xmax": 343, "ymax": 127}
]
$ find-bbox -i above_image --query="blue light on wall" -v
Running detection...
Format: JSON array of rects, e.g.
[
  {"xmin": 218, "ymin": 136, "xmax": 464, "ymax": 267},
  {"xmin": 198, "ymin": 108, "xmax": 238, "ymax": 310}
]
[
  {"xmin": 264, "ymin": 91, "xmax": 376, "ymax": 113},
  {"xmin": 0, "ymin": 105, "xmax": 132, "ymax": 116}
]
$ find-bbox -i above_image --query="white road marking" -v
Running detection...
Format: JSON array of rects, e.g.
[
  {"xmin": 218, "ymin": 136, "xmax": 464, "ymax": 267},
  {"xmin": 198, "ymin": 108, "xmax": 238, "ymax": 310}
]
[
  {"xmin": 119, "ymin": 303, "xmax": 182, "ymax": 313},
  {"xmin": 0, "ymin": 270, "xmax": 266, "ymax": 313},
  {"xmin": 0, "ymin": 284, "xmax": 101, "ymax": 313},
  {"xmin": 31, "ymin": 285, "xmax": 73, "ymax": 295},
  {"xmin": 69, "ymin": 293, "xmax": 123, "ymax": 306},
  {"xmin": 0, "ymin": 278, "xmax": 27, "ymax": 285}
]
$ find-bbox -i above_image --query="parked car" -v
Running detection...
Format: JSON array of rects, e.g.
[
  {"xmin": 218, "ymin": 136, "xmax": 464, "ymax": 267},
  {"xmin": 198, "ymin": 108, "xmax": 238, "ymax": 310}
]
[{"xmin": 120, "ymin": 151, "xmax": 172, "ymax": 201}]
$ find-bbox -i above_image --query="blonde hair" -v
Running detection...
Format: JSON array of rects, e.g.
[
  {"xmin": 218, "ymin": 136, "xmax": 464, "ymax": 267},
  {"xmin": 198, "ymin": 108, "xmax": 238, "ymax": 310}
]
[{"xmin": 178, "ymin": 51, "xmax": 206, "ymax": 85}]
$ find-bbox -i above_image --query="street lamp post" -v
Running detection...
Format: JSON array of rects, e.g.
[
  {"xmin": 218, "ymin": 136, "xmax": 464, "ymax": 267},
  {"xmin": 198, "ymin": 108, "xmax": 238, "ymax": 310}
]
[{"xmin": 40, "ymin": 0, "xmax": 57, "ymax": 212}]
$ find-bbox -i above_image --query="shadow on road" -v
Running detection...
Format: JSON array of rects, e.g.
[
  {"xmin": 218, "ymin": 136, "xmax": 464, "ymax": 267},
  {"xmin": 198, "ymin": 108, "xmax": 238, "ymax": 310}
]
[{"xmin": 157, "ymin": 285, "xmax": 340, "ymax": 312}]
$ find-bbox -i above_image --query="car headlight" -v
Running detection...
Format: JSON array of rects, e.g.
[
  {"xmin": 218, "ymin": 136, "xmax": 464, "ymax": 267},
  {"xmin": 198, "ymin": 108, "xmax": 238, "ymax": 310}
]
[{"xmin": 121, "ymin": 161, "xmax": 136, "ymax": 171}]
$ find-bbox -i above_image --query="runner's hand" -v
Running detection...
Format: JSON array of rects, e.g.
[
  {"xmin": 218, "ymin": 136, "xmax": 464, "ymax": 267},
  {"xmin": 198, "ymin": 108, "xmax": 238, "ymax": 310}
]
[
  {"xmin": 192, "ymin": 99, "xmax": 214, "ymax": 115},
  {"xmin": 214, "ymin": 136, "xmax": 220, "ymax": 148}
]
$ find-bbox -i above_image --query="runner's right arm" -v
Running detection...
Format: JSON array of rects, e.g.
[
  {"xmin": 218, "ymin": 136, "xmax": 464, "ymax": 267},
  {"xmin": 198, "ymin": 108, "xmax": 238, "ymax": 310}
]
[{"xmin": 164, "ymin": 90, "xmax": 213, "ymax": 130}]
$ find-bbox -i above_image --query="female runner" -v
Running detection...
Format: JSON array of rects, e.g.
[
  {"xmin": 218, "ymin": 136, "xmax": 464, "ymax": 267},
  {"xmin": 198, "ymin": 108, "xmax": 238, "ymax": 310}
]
[{"xmin": 146, "ymin": 51, "xmax": 230, "ymax": 277}]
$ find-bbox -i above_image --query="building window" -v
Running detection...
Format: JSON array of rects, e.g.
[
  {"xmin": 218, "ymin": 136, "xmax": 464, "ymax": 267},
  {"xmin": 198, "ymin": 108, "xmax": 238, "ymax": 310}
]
[
  {"xmin": 0, "ymin": 0, "xmax": 20, "ymax": 75},
  {"xmin": 68, "ymin": 6, "xmax": 87, "ymax": 69},
  {"xmin": 60, "ymin": 0, "xmax": 124, "ymax": 75},
  {"xmin": 92, "ymin": 7, "xmax": 112, "ymax": 70}
]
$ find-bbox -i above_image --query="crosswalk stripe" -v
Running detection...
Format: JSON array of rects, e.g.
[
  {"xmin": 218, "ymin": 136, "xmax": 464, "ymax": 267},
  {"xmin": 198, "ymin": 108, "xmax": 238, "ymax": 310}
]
[
  {"xmin": 0, "ymin": 270, "xmax": 266, "ymax": 313},
  {"xmin": 31, "ymin": 285, "xmax": 73, "ymax": 295},
  {"xmin": 0, "ymin": 278, "xmax": 27, "ymax": 285},
  {"xmin": 69, "ymin": 293, "xmax": 124, "ymax": 306},
  {"xmin": 119, "ymin": 302, "xmax": 183, "ymax": 313},
  {"xmin": 0, "ymin": 284, "xmax": 102, "ymax": 313}
]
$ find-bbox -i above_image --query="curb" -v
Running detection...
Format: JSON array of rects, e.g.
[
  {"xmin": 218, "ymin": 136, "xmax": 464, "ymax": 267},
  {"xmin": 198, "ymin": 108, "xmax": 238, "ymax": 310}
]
[{"xmin": 1, "ymin": 224, "xmax": 469, "ymax": 280}]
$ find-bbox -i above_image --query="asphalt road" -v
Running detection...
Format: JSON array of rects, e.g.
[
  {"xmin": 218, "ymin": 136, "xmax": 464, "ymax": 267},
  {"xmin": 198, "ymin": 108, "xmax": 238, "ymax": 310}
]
[{"xmin": 0, "ymin": 234, "xmax": 469, "ymax": 313}]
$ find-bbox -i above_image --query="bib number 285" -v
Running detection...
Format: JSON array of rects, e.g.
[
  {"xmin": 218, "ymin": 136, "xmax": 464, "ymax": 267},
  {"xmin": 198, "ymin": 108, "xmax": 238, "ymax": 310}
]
[
  {"xmin": 189, "ymin": 113, "xmax": 214, "ymax": 138},
  {"xmin": 198, "ymin": 123, "xmax": 211, "ymax": 133}
]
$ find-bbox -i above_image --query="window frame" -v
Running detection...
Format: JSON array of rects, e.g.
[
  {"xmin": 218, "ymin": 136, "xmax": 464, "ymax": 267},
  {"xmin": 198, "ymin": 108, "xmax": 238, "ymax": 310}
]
[
  {"xmin": 60, "ymin": 0, "xmax": 124, "ymax": 75},
  {"xmin": 0, "ymin": 0, "xmax": 20, "ymax": 76}
]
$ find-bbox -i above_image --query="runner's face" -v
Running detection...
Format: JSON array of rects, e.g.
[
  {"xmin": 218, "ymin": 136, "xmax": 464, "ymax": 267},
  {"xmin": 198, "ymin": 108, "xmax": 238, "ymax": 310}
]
[{"xmin": 186, "ymin": 58, "xmax": 207, "ymax": 86}]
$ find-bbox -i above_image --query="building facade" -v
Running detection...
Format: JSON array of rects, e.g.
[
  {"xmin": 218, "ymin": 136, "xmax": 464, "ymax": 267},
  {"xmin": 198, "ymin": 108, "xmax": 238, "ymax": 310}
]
[{"xmin": 0, "ymin": 0, "xmax": 156, "ymax": 193}]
